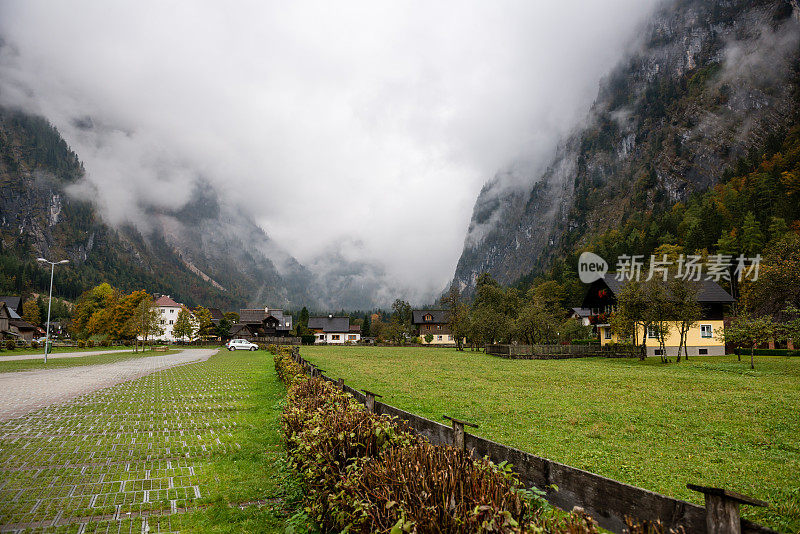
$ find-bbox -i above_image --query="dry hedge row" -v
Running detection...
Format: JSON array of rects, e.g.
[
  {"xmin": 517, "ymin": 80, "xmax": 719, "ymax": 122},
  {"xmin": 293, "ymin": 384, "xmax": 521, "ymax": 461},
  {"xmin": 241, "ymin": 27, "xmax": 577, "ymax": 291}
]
[{"xmin": 273, "ymin": 352, "xmax": 619, "ymax": 533}]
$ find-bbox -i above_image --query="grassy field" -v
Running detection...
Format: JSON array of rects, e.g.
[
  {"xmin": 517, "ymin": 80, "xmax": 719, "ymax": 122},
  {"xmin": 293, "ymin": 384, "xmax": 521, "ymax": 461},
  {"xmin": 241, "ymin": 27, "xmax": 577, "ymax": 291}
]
[
  {"xmin": 0, "ymin": 349, "xmax": 180, "ymax": 373},
  {"xmin": 302, "ymin": 346, "xmax": 800, "ymax": 532}
]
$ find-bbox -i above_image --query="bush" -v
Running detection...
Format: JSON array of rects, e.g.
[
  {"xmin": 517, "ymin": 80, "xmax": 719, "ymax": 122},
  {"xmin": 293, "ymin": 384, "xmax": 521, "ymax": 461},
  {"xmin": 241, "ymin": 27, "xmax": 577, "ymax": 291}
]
[
  {"xmin": 301, "ymin": 334, "xmax": 317, "ymax": 345},
  {"xmin": 101, "ymin": 338, "xmax": 111, "ymax": 347},
  {"xmin": 424, "ymin": 333, "xmax": 434, "ymax": 343},
  {"xmin": 275, "ymin": 351, "xmax": 602, "ymax": 533},
  {"xmin": 86, "ymin": 339, "xmax": 94, "ymax": 348},
  {"xmin": 267, "ymin": 343, "xmax": 278, "ymax": 355},
  {"xmin": 30, "ymin": 340, "xmax": 39, "ymax": 349},
  {"xmin": 77, "ymin": 340, "xmax": 85, "ymax": 348},
  {"xmin": 734, "ymin": 348, "xmax": 800, "ymax": 357},
  {"xmin": 6, "ymin": 339, "xmax": 16, "ymax": 350},
  {"xmin": 573, "ymin": 338, "xmax": 601, "ymax": 345}
]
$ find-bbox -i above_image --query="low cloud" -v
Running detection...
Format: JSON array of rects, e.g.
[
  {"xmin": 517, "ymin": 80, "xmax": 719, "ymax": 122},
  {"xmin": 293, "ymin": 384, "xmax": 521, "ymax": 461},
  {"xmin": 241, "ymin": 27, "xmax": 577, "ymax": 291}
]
[{"xmin": 0, "ymin": 0, "xmax": 660, "ymax": 305}]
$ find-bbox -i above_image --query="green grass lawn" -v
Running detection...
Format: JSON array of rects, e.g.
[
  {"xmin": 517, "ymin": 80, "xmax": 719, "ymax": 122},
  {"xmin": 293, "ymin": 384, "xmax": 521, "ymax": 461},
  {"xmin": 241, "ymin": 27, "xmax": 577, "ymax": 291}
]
[
  {"xmin": 0, "ymin": 344, "xmax": 135, "ymax": 356},
  {"xmin": 0, "ymin": 349, "xmax": 180, "ymax": 372},
  {"xmin": 302, "ymin": 346, "xmax": 800, "ymax": 532}
]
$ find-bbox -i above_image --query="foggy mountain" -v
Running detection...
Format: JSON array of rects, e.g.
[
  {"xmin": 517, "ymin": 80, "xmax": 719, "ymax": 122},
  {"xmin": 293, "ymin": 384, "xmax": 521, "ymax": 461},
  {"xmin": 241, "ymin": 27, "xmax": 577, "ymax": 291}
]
[{"xmin": 452, "ymin": 0, "xmax": 800, "ymax": 293}]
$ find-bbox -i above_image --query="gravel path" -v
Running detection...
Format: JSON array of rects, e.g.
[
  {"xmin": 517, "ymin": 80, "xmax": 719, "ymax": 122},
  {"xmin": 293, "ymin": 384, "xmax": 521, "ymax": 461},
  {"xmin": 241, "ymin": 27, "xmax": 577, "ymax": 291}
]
[
  {"xmin": 0, "ymin": 349, "xmax": 134, "ymax": 362},
  {"xmin": 0, "ymin": 349, "xmax": 215, "ymax": 422}
]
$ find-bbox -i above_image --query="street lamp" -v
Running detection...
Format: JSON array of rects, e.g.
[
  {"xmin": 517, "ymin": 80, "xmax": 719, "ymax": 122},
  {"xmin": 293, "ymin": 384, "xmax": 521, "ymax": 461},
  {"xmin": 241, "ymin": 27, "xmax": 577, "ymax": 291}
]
[{"xmin": 36, "ymin": 258, "xmax": 69, "ymax": 363}]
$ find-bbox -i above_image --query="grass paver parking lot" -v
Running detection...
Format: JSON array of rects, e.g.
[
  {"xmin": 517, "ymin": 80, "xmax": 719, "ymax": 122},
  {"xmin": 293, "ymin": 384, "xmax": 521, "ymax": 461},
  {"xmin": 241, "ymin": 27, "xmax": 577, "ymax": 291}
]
[
  {"xmin": 0, "ymin": 351, "xmax": 178, "ymax": 374},
  {"xmin": 302, "ymin": 346, "xmax": 800, "ymax": 532},
  {"xmin": 0, "ymin": 350, "xmax": 288, "ymax": 533}
]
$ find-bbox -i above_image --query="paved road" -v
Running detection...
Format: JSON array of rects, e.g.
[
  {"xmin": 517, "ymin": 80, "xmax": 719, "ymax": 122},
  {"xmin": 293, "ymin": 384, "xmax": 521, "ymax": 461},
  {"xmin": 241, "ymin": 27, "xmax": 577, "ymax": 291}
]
[
  {"xmin": 0, "ymin": 348, "xmax": 134, "ymax": 361},
  {"xmin": 0, "ymin": 349, "xmax": 215, "ymax": 422}
]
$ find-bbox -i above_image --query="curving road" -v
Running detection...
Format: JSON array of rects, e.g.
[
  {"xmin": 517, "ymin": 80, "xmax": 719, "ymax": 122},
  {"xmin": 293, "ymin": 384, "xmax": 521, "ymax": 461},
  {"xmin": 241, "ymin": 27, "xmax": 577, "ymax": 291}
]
[{"xmin": 0, "ymin": 348, "xmax": 215, "ymax": 422}]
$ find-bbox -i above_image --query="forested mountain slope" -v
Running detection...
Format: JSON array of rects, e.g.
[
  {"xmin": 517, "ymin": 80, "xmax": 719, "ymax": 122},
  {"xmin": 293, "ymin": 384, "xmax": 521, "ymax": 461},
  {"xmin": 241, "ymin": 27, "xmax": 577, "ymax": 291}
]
[
  {"xmin": 0, "ymin": 107, "xmax": 314, "ymax": 308},
  {"xmin": 453, "ymin": 0, "xmax": 800, "ymax": 293}
]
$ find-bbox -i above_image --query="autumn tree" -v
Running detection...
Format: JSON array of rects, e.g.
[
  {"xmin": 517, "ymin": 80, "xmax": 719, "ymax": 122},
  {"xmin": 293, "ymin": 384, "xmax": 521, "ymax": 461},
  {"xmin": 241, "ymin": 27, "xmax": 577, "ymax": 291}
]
[
  {"xmin": 442, "ymin": 285, "xmax": 470, "ymax": 351},
  {"xmin": 612, "ymin": 279, "xmax": 650, "ymax": 359},
  {"xmin": 721, "ymin": 314, "xmax": 775, "ymax": 369},
  {"xmin": 22, "ymin": 298, "xmax": 41, "ymax": 326},
  {"xmin": 741, "ymin": 233, "xmax": 800, "ymax": 319},
  {"xmin": 193, "ymin": 306, "xmax": 214, "ymax": 338},
  {"xmin": 126, "ymin": 298, "xmax": 163, "ymax": 351},
  {"xmin": 172, "ymin": 308, "xmax": 196, "ymax": 341},
  {"xmin": 668, "ymin": 278, "xmax": 701, "ymax": 362}
]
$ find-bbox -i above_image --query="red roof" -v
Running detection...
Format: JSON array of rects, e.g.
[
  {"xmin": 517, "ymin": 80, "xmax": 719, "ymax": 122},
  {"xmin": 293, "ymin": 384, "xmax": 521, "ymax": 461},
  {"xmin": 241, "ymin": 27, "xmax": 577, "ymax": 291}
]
[{"xmin": 154, "ymin": 295, "xmax": 181, "ymax": 307}]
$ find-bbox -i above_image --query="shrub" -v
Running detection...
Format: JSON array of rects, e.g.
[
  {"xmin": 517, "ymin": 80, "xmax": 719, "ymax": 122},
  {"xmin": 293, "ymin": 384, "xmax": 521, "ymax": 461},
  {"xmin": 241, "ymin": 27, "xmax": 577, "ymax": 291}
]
[
  {"xmin": 30, "ymin": 340, "xmax": 39, "ymax": 349},
  {"xmin": 301, "ymin": 334, "xmax": 316, "ymax": 345},
  {"xmin": 267, "ymin": 343, "xmax": 278, "ymax": 354},
  {"xmin": 101, "ymin": 338, "xmax": 111, "ymax": 347},
  {"xmin": 86, "ymin": 339, "xmax": 94, "ymax": 348},
  {"xmin": 424, "ymin": 333, "xmax": 434, "ymax": 343},
  {"xmin": 6, "ymin": 339, "xmax": 16, "ymax": 350},
  {"xmin": 276, "ymin": 351, "xmax": 601, "ymax": 533},
  {"xmin": 77, "ymin": 340, "xmax": 86, "ymax": 348},
  {"xmin": 734, "ymin": 348, "xmax": 800, "ymax": 357}
]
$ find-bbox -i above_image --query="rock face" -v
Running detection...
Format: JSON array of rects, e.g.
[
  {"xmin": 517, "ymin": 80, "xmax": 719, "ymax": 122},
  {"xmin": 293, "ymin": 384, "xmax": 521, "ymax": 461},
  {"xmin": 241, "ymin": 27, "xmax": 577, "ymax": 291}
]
[
  {"xmin": 0, "ymin": 108, "xmax": 315, "ymax": 308},
  {"xmin": 452, "ymin": 0, "xmax": 800, "ymax": 293}
]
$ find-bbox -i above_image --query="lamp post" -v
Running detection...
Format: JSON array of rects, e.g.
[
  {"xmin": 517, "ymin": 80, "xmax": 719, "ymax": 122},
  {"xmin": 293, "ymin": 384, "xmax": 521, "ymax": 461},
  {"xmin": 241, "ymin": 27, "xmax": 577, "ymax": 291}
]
[{"xmin": 36, "ymin": 258, "xmax": 69, "ymax": 363}]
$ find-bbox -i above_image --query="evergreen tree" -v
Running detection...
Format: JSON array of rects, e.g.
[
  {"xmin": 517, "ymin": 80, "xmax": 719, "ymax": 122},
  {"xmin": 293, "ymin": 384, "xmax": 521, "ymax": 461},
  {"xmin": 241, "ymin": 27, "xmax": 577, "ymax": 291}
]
[
  {"xmin": 715, "ymin": 230, "xmax": 739, "ymax": 256},
  {"xmin": 740, "ymin": 212, "xmax": 764, "ymax": 257},
  {"xmin": 362, "ymin": 312, "xmax": 371, "ymax": 338}
]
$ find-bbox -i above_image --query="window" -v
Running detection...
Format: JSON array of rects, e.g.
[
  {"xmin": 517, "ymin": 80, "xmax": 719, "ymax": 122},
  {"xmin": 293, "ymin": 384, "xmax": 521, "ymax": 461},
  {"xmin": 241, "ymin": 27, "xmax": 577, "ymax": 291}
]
[
  {"xmin": 604, "ymin": 328, "xmax": 612, "ymax": 340},
  {"xmin": 424, "ymin": 314, "xmax": 432, "ymax": 322},
  {"xmin": 647, "ymin": 326, "xmax": 659, "ymax": 339},
  {"xmin": 170, "ymin": 309, "xmax": 175, "ymax": 314},
  {"xmin": 654, "ymin": 349, "xmax": 663, "ymax": 356},
  {"xmin": 332, "ymin": 334, "xmax": 340, "ymax": 340},
  {"xmin": 698, "ymin": 348, "xmax": 708, "ymax": 355},
  {"xmin": 348, "ymin": 335, "xmax": 356, "ymax": 340},
  {"xmin": 700, "ymin": 324, "xmax": 712, "ymax": 338},
  {"xmin": 437, "ymin": 335, "xmax": 442, "ymax": 341},
  {"xmin": 160, "ymin": 320, "xmax": 165, "ymax": 325},
  {"xmin": 169, "ymin": 320, "xmax": 173, "ymax": 325}
]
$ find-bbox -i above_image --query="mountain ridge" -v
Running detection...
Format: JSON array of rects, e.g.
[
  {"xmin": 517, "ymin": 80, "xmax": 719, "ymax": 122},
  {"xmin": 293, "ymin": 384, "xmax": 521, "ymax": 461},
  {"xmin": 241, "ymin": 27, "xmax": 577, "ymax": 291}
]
[{"xmin": 452, "ymin": 0, "xmax": 800, "ymax": 293}]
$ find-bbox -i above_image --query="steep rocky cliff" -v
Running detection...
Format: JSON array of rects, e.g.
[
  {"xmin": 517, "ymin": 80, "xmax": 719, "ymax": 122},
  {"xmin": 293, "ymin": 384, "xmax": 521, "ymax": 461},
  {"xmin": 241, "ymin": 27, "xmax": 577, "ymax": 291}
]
[
  {"xmin": 0, "ymin": 108, "xmax": 315, "ymax": 308},
  {"xmin": 453, "ymin": 0, "xmax": 800, "ymax": 292}
]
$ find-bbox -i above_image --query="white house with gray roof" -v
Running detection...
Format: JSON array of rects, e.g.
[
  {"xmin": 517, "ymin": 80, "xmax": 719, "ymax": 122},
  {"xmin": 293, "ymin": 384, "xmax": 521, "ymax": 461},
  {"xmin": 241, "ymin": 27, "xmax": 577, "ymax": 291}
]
[{"xmin": 308, "ymin": 315, "xmax": 358, "ymax": 344}]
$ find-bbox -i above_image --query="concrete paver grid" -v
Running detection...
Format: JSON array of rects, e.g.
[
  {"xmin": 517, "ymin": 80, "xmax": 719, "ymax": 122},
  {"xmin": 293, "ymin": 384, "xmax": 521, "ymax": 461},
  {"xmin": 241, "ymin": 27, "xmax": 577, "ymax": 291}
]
[
  {"xmin": 0, "ymin": 349, "xmax": 256, "ymax": 533},
  {"xmin": 0, "ymin": 351, "xmax": 213, "ymax": 422}
]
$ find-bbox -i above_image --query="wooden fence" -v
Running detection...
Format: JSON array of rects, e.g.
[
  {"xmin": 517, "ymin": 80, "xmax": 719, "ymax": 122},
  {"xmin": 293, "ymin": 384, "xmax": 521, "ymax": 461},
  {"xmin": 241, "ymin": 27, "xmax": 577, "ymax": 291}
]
[
  {"xmin": 485, "ymin": 343, "xmax": 640, "ymax": 359},
  {"xmin": 252, "ymin": 336, "xmax": 301, "ymax": 346},
  {"xmin": 291, "ymin": 349, "xmax": 776, "ymax": 534}
]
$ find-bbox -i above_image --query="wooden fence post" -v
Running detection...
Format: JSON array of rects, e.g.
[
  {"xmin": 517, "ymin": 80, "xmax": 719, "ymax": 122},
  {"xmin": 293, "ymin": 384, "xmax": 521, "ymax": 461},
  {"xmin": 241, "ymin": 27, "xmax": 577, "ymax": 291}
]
[
  {"xmin": 360, "ymin": 389, "xmax": 383, "ymax": 413},
  {"xmin": 443, "ymin": 415, "xmax": 479, "ymax": 450},
  {"xmin": 337, "ymin": 378, "xmax": 344, "ymax": 390},
  {"xmin": 687, "ymin": 485, "xmax": 767, "ymax": 534}
]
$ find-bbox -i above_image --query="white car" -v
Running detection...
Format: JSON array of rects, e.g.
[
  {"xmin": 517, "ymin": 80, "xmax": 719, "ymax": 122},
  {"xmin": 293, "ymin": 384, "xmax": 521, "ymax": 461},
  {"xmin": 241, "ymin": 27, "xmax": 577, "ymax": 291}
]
[{"xmin": 226, "ymin": 339, "xmax": 259, "ymax": 351}]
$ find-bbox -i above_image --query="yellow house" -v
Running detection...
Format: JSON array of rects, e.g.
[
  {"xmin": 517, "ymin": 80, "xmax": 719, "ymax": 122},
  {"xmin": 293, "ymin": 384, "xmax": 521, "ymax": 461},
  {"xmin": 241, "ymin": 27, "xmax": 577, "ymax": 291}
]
[{"xmin": 585, "ymin": 276, "xmax": 733, "ymax": 357}]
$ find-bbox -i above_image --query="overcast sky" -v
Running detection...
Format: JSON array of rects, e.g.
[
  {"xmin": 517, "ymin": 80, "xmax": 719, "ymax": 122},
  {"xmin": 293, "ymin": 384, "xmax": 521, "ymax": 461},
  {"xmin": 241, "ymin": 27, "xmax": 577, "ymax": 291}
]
[{"xmin": 0, "ymin": 1, "xmax": 660, "ymax": 303}]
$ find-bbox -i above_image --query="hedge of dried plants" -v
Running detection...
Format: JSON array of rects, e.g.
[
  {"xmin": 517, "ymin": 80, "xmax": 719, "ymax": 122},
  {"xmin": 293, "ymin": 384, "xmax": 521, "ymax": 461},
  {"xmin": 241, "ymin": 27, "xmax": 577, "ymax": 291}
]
[{"xmin": 274, "ymin": 351, "xmax": 677, "ymax": 534}]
